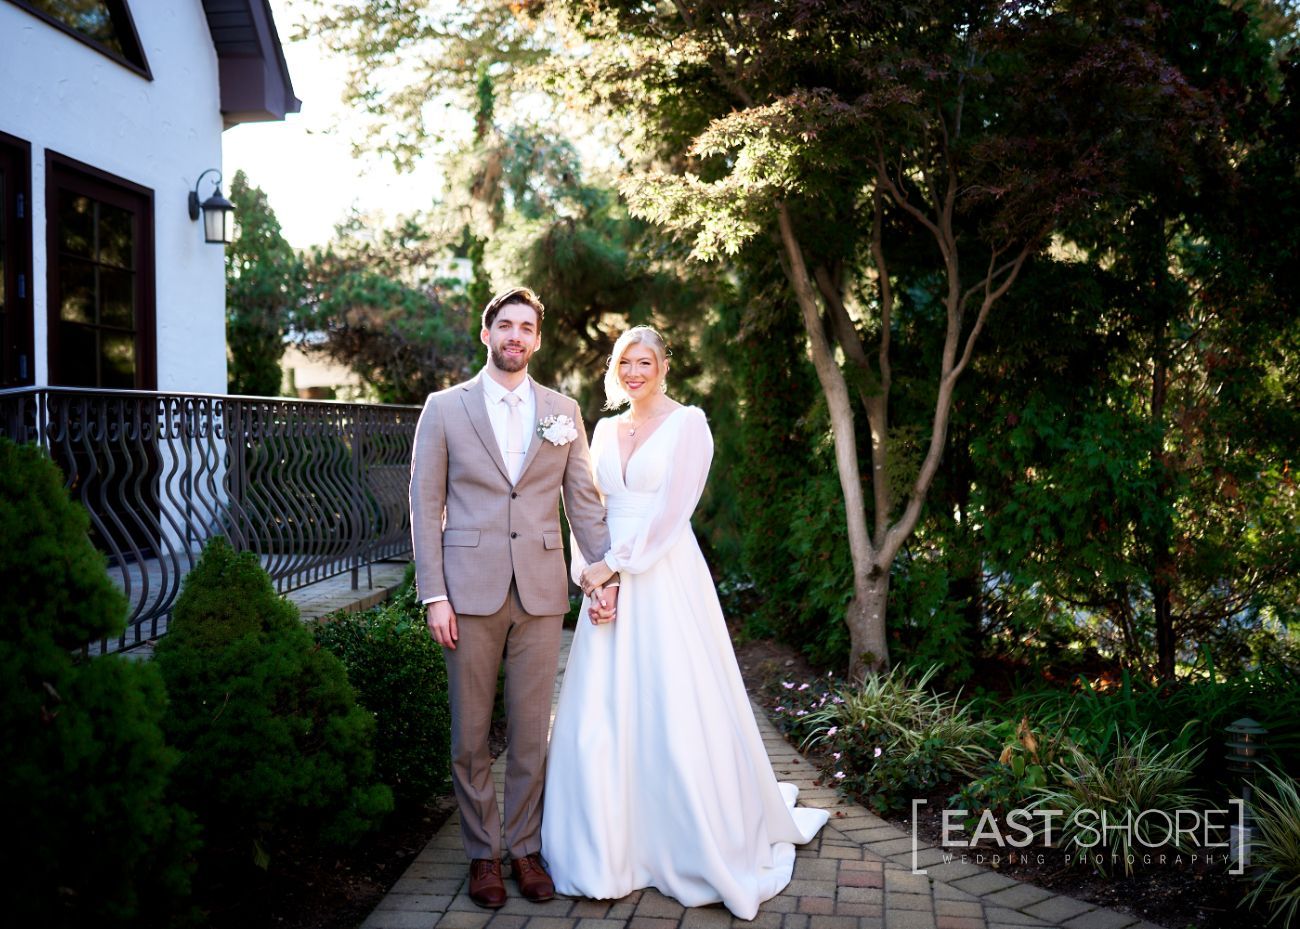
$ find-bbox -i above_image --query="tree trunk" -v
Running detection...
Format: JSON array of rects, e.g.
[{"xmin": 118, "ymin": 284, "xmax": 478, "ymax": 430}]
[
  {"xmin": 775, "ymin": 203, "xmax": 888, "ymax": 673},
  {"xmin": 848, "ymin": 570, "xmax": 892, "ymax": 678},
  {"xmin": 1144, "ymin": 207, "xmax": 1177, "ymax": 681},
  {"xmin": 1151, "ymin": 350, "xmax": 1177, "ymax": 680}
]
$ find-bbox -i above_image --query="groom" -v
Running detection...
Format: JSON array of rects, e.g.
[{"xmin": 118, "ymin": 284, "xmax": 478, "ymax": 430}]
[{"xmin": 410, "ymin": 286, "xmax": 616, "ymax": 908}]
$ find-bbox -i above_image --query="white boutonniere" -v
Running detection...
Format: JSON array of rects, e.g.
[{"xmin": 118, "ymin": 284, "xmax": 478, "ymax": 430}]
[{"xmin": 537, "ymin": 414, "xmax": 579, "ymax": 446}]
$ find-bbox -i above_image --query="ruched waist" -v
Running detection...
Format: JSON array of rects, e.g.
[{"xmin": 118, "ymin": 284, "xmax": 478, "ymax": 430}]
[{"xmin": 605, "ymin": 490, "xmax": 657, "ymax": 519}]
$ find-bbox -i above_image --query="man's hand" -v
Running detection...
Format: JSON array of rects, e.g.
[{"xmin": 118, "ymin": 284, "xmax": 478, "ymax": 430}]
[
  {"xmin": 580, "ymin": 560, "xmax": 616, "ymax": 593},
  {"xmin": 427, "ymin": 600, "xmax": 459, "ymax": 649},
  {"xmin": 588, "ymin": 584, "xmax": 619, "ymax": 625}
]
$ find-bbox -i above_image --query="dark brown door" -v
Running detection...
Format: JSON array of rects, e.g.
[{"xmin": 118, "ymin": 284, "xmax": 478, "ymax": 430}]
[
  {"xmin": 46, "ymin": 152, "xmax": 155, "ymax": 389},
  {"xmin": 45, "ymin": 153, "xmax": 159, "ymax": 565},
  {"xmin": 0, "ymin": 133, "xmax": 34, "ymax": 387}
]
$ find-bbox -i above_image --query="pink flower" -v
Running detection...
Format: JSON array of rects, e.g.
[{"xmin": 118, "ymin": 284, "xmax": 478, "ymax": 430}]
[
  {"xmin": 834, "ymin": 771, "xmax": 846, "ymax": 780},
  {"xmin": 827, "ymin": 726, "xmax": 839, "ymax": 737},
  {"xmin": 874, "ymin": 747, "xmax": 883, "ymax": 758},
  {"xmin": 775, "ymin": 706, "xmax": 786, "ymax": 713},
  {"xmin": 833, "ymin": 752, "xmax": 842, "ymax": 762},
  {"xmin": 798, "ymin": 683, "xmax": 810, "ymax": 691},
  {"xmin": 782, "ymin": 681, "xmax": 795, "ymax": 690}
]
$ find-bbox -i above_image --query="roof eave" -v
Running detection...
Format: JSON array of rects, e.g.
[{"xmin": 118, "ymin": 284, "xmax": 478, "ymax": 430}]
[{"xmin": 202, "ymin": 0, "xmax": 301, "ymax": 128}]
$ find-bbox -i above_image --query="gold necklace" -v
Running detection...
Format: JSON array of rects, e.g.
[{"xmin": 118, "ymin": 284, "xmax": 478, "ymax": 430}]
[{"xmin": 626, "ymin": 408, "xmax": 670, "ymax": 437}]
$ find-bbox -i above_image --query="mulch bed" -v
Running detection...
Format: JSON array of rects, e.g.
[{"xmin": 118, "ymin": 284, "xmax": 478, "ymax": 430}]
[{"xmin": 196, "ymin": 797, "xmax": 455, "ymax": 929}]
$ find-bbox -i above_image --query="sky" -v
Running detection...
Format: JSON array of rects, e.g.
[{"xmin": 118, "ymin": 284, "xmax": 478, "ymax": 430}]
[{"xmin": 221, "ymin": 0, "xmax": 446, "ymax": 251}]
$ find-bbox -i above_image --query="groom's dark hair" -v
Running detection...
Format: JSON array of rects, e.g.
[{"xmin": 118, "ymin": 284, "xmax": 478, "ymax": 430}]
[{"xmin": 482, "ymin": 287, "xmax": 545, "ymax": 330}]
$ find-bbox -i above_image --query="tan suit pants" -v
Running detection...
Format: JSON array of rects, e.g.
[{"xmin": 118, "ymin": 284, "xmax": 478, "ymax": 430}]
[{"xmin": 445, "ymin": 580, "xmax": 563, "ymax": 860}]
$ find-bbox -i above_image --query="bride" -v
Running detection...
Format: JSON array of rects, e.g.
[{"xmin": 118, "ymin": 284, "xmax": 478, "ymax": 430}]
[{"xmin": 541, "ymin": 326, "xmax": 827, "ymax": 919}]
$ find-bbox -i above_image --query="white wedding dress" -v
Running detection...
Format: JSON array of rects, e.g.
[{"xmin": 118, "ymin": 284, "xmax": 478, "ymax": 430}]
[{"xmin": 541, "ymin": 406, "xmax": 828, "ymax": 920}]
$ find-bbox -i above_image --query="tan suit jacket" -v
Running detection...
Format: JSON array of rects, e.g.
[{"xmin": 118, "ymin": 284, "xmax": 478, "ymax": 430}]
[{"xmin": 410, "ymin": 373, "xmax": 609, "ymax": 617}]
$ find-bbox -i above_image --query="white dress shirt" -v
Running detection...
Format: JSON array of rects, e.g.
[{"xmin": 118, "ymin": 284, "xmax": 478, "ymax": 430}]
[{"xmin": 480, "ymin": 372, "xmax": 535, "ymax": 481}]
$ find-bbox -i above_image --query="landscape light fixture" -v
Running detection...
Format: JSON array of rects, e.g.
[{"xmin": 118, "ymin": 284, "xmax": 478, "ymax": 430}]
[
  {"xmin": 188, "ymin": 169, "xmax": 234, "ymax": 245},
  {"xmin": 1226, "ymin": 716, "xmax": 1268, "ymax": 868}
]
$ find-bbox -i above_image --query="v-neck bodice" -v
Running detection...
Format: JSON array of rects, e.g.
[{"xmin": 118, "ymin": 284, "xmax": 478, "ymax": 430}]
[{"xmin": 595, "ymin": 406, "xmax": 690, "ymax": 495}]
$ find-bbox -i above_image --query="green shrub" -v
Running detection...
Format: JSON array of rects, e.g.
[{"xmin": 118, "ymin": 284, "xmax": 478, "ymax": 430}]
[
  {"xmin": 154, "ymin": 537, "xmax": 392, "ymax": 861},
  {"xmin": 1030, "ymin": 727, "xmax": 1203, "ymax": 876},
  {"xmin": 0, "ymin": 439, "xmax": 197, "ymax": 927},
  {"xmin": 953, "ymin": 715, "xmax": 1060, "ymax": 822},
  {"xmin": 315, "ymin": 566, "xmax": 451, "ymax": 804},
  {"xmin": 1244, "ymin": 768, "xmax": 1300, "ymax": 928},
  {"xmin": 987, "ymin": 664, "xmax": 1300, "ymax": 790},
  {"xmin": 786, "ymin": 666, "xmax": 994, "ymax": 813}
]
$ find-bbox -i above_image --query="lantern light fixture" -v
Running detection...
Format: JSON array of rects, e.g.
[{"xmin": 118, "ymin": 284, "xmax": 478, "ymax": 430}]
[{"xmin": 188, "ymin": 169, "xmax": 234, "ymax": 245}]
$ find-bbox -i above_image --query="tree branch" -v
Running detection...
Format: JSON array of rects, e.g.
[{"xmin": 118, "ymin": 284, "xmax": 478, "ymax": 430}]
[
  {"xmin": 876, "ymin": 154, "xmax": 942, "ymax": 241},
  {"xmin": 950, "ymin": 244, "xmax": 1033, "ymax": 384}
]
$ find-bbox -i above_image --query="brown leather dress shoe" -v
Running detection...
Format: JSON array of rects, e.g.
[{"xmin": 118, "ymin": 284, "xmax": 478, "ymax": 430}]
[
  {"xmin": 468, "ymin": 858, "xmax": 507, "ymax": 908},
  {"xmin": 510, "ymin": 852, "xmax": 556, "ymax": 902}
]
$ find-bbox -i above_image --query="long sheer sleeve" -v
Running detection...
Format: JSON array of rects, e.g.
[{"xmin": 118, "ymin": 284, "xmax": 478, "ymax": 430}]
[
  {"xmin": 603, "ymin": 407, "xmax": 712, "ymax": 575},
  {"xmin": 569, "ymin": 417, "xmax": 609, "ymax": 586}
]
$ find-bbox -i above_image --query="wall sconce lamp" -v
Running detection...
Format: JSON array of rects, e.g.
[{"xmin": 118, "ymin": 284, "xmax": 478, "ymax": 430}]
[{"xmin": 188, "ymin": 169, "xmax": 235, "ymax": 245}]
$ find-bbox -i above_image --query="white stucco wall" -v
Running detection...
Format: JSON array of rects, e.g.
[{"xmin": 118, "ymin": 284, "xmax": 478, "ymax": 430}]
[{"xmin": 0, "ymin": 0, "xmax": 227, "ymax": 394}]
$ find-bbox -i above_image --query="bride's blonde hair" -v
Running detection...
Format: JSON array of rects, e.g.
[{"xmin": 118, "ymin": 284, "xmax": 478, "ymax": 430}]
[{"xmin": 603, "ymin": 325, "xmax": 670, "ymax": 410}]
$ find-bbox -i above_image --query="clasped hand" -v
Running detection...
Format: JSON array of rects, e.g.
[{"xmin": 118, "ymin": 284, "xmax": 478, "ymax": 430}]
[
  {"xmin": 581, "ymin": 560, "xmax": 618, "ymax": 625},
  {"xmin": 587, "ymin": 583, "xmax": 618, "ymax": 625}
]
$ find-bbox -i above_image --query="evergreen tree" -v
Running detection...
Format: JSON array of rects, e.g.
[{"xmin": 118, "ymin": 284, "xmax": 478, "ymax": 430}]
[
  {"xmin": 0, "ymin": 440, "xmax": 198, "ymax": 927},
  {"xmin": 226, "ymin": 170, "xmax": 302, "ymax": 396}
]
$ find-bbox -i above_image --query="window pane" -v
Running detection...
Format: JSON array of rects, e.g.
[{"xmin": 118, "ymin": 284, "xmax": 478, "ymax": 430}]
[
  {"xmin": 99, "ymin": 268, "xmax": 134, "ymax": 328},
  {"xmin": 100, "ymin": 330, "xmax": 136, "ymax": 388},
  {"xmin": 28, "ymin": 1, "xmax": 125, "ymax": 55},
  {"xmin": 59, "ymin": 191, "xmax": 95, "ymax": 258},
  {"xmin": 51, "ymin": 162, "xmax": 151, "ymax": 390},
  {"xmin": 57, "ymin": 321, "xmax": 98, "ymax": 387},
  {"xmin": 97, "ymin": 201, "xmax": 133, "ymax": 269},
  {"xmin": 59, "ymin": 257, "xmax": 96, "ymax": 324}
]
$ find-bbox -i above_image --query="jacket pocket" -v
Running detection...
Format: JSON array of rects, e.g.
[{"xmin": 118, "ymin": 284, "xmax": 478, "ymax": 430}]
[
  {"xmin": 542, "ymin": 530, "xmax": 562, "ymax": 550},
  {"xmin": 443, "ymin": 529, "xmax": 481, "ymax": 547}
]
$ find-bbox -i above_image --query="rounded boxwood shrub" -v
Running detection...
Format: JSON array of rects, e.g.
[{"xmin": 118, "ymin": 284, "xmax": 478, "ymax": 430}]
[
  {"xmin": 315, "ymin": 566, "xmax": 451, "ymax": 804},
  {"xmin": 0, "ymin": 439, "xmax": 198, "ymax": 927},
  {"xmin": 154, "ymin": 536, "xmax": 392, "ymax": 858}
]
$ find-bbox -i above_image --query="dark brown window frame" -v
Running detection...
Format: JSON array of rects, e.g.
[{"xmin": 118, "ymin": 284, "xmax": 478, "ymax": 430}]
[
  {"xmin": 4, "ymin": 0, "xmax": 152, "ymax": 80},
  {"xmin": 0, "ymin": 130, "xmax": 35, "ymax": 387},
  {"xmin": 45, "ymin": 151, "xmax": 156, "ymax": 390}
]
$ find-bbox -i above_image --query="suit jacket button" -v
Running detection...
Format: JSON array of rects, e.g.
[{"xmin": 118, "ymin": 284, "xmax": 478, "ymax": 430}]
[
  {"xmin": 510, "ymin": 531, "xmax": 518, "ymax": 539},
  {"xmin": 511, "ymin": 492, "xmax": 518, "ymax": 498}
]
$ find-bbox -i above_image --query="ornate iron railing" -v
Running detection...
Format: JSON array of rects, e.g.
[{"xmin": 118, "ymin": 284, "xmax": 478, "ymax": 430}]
[{"xmin": 0, "ymin": 386, "xmax": 420, "ymax": 653}]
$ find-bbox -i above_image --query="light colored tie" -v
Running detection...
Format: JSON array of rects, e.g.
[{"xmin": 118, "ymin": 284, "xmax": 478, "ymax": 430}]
[{"xmin": 504, "ymin": 392, "xmax": 525, "ymax": 483}]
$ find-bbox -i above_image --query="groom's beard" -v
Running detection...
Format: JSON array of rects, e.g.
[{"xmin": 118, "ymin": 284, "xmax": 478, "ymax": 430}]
[{"xmin": 490, "ymin": 342, "xmax": 533, "ymax": 373}]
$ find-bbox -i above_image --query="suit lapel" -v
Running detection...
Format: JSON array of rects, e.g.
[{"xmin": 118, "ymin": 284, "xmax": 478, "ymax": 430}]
[
  {"xmin": 517, "ymin": 381, "xmax": 555, "ymax": 483},
  {"xmin": 460, "ymin": 375, "xmax": 511, "ymax": 483}
]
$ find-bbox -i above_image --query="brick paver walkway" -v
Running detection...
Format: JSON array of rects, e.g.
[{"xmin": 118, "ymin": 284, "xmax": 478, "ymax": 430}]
[{"xmin": 362, "ymin": 631, "xmax": 1167, "ymax": 929}]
